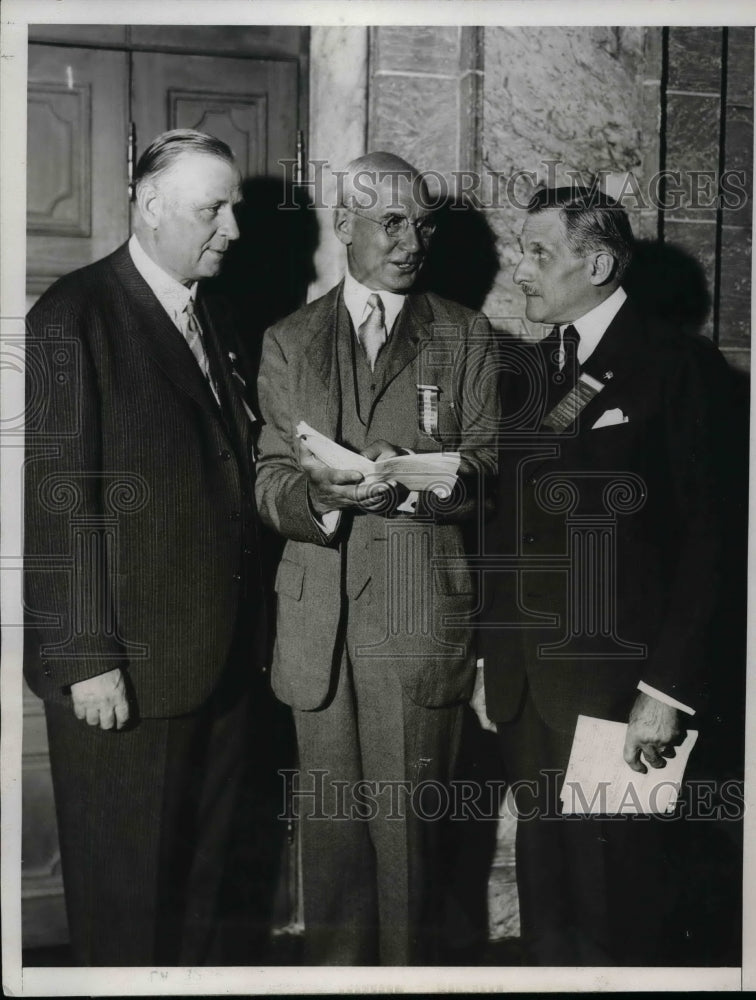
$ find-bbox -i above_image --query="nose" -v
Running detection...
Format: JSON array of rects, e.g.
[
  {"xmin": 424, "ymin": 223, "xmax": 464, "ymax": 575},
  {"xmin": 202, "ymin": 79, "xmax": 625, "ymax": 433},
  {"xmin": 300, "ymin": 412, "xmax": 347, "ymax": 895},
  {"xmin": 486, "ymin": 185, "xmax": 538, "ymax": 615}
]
[
  {"xmin": 220, "ymin": 204, "xmax": 240, "ymax": 242},
  {"xmin": 513, "ymin": 254, "xmax": 529, "ymax": 285},
  {"xmin": 398, "ymin": 221, "xmax": 422, "ymax": 253}
]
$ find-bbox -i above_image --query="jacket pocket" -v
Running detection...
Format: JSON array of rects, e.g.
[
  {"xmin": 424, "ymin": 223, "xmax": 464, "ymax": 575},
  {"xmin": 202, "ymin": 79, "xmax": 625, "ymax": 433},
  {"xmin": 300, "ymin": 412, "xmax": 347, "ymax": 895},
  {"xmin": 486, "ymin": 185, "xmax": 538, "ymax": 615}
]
[{"xmin": 275, "ymin": 558, "xmax": 305, "ymax": 601}]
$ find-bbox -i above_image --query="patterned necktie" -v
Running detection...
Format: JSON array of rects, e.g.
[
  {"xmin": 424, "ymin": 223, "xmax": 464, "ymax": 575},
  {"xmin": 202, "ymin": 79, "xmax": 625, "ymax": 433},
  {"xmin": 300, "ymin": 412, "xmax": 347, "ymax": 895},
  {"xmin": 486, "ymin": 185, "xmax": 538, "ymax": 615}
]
[
  {"xmin": 357, "ymin": 292, "xmax": 387, "ymax": 371},
  {"xmin": 183, "ymin": 298, "xmax": 220, "ymax": 405}
]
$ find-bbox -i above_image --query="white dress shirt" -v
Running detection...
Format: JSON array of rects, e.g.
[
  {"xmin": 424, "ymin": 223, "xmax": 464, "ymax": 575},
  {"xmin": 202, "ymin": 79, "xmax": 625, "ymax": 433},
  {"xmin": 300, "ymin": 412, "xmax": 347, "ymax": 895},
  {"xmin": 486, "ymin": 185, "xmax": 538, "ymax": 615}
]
[
  {"xmin": 343, "ymin": 268, "xmax": 406, "ymax": 341},
  {"xmin": 556, "ymin": 285, "xmax": 627, "ymax": 367},
  {"xmin": 129, "ymin": 235, "xmax": 220, "ymax": 404},
  {"xmin": 129, "ymin": 234, "xmax": 198, "ymax": 329}
]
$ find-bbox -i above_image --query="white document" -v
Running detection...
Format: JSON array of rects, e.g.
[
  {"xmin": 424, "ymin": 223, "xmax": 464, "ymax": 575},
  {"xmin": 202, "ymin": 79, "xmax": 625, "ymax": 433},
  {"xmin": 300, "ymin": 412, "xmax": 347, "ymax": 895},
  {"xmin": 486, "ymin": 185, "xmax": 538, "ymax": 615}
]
[
  {"xmin": 560, "ymin": 714, "xmax": 698, "ymax": 815},
  {"xmin": 296, "ymin": 421, "xmax": 460, "ymax": 496}
]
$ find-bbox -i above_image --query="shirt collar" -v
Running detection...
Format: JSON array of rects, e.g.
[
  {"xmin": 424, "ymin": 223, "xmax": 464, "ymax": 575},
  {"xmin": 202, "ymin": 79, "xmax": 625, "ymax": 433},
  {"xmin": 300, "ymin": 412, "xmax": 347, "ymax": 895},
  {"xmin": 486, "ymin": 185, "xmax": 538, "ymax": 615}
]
[
  {"xmin": 128, "ymin": 234, "xmax": 198, "ymax": 327},
  {"xmin": 343, "ymin": 268, "xmax": 406, "ymax": 338},
  {"xmin": 561, "ymin": 286, "xmax": 627, "ymax": 365}
]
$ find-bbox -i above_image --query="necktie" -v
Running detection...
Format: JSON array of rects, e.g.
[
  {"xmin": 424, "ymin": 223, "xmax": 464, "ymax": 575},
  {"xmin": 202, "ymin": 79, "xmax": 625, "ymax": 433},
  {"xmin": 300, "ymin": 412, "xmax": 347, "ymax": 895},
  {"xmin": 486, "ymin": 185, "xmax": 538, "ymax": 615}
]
[
  {"xmin": 357, "ymin": 292, "xmax": 387, "ymax": 371},
  {"xmin": 561, "ymin": 324, "xmax": 580, "ymax": 375},
  {"xmin": 183, "ymin": 298, "xmax": 220, "ymax": 405},
  {"xmin": 546, "ymin": 323, "xmax": 581, "ymax": 411}
]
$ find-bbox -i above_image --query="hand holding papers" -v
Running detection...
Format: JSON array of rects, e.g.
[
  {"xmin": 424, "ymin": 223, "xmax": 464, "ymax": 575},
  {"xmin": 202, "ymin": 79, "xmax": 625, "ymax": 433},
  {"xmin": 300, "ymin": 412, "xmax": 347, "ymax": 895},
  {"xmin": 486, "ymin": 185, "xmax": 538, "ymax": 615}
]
[
  {"xmin": 296, "ymin": 421, "xmax": 460, "ymax": 497},
  {"xmin": 561, "ymin": 715, "xmax": 698, "ymax": 815}
]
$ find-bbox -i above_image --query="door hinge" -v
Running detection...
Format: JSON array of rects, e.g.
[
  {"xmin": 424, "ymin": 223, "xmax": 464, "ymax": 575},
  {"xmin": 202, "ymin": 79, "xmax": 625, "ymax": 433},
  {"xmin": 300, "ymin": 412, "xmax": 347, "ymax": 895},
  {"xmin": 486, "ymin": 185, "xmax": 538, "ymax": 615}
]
[{"xmin": 127, "ymin": 121, "xmax": 137, "ymax": 201}]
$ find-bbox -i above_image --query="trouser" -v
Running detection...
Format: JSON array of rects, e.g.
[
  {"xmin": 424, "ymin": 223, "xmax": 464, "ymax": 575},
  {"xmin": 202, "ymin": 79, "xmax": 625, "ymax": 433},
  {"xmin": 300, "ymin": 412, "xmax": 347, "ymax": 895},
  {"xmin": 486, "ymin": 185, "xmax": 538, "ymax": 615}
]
[
  {"xmin": 497, "ymin": 686, "xmax": 677, "ymax": 966},
  {"xmin": 45, "ymin": 666, "xmax": 249, "ymax": 966},
  {"xmin": 292, "ymin": 646, "xmax": 464, "ymax": 966}
]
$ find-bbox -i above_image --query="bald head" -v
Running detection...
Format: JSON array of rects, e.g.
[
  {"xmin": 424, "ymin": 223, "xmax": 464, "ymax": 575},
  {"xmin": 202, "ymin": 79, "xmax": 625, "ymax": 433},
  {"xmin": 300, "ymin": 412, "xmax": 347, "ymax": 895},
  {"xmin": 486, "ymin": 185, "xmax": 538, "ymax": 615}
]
[
  {"xmin": 339, "ymin": 151, "xmax": 429, "ymax": 211},
  {"xmin": 334, "ymin": 150, "xmax": 435, "ymax": 293}
]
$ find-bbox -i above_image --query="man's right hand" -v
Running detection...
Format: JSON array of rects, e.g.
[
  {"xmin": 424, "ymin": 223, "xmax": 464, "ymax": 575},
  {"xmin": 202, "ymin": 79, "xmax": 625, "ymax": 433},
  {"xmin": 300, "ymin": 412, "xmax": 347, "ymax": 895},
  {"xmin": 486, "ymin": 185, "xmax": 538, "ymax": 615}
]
[
  {"xmin": 299, "ymin": 439, "xmax": 393, "ymax": 515},
  {"xmin": 70, "ymin": 667, "xmax": 130, "ymax": 730}
]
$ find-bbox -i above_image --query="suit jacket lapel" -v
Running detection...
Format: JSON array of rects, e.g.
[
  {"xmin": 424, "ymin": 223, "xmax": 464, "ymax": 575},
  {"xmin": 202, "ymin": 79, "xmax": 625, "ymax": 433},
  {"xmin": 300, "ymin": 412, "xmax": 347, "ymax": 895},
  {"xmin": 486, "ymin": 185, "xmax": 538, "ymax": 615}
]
[
  {"xmin": 108, "ymin": 244, "xmax": 221, "ymax": 420},
  {"xmin": 303, "ymin": 283, "xmax": 342, "ymax": 438},
  {"xmin": 577, "ymin": 298, "xmax": 646, "ymax": 426},
  {"xmin": 197, "ymin": 291, "xmax": 255, "ymax": 465}
]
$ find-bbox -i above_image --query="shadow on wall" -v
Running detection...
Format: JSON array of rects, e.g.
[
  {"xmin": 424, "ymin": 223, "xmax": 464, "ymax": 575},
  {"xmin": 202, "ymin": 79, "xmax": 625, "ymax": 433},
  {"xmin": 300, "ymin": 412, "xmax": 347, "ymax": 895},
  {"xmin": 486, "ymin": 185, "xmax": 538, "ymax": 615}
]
[
  {"xmin": 209, "ymin": 176, "xmax": 320, "ymax": 373},
  {"xmin": 623, "ymin": 239, "xmax": 711, "ymax": 335},
  {"xmin": 419, "ymin": 197, "xmax": 501, "ymax": 312}
]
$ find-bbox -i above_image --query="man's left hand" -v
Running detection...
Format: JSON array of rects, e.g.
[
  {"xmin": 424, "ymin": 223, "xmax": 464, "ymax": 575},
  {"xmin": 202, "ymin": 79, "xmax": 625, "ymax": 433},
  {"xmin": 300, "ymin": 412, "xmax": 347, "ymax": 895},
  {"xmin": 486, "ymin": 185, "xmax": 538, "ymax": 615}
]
[
  {"xmin": 358, "ymin": 440, "xmax": 407, "ymax": 513},
  {"xmin": 623, "ymin": 691, "xmax": 685, "ymax": 774}
]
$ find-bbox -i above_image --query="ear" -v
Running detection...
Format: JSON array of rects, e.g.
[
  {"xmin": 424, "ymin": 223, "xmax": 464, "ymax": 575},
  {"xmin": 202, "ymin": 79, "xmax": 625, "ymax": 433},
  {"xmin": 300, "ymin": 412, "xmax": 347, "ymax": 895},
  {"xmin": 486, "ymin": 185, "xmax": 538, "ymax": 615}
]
[
  {"xmin": 333, "ymin": 207, "xmax": 353, "ymax": 247},
  {"xmin": 588, "ymin": 250, "xmax": 616, "ymax": 286},
  {"xmin": 135, "ymin": 181, "xmax": 163, "ymax": 231}
]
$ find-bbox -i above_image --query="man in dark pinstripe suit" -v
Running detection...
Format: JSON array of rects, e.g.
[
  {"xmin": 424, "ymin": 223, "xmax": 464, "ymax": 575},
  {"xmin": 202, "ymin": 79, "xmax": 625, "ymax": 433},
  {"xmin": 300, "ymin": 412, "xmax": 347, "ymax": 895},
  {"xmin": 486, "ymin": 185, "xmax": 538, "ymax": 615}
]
[{"xmin": 24, "ymin": 130, "xmax": 262, "ymax": 965}]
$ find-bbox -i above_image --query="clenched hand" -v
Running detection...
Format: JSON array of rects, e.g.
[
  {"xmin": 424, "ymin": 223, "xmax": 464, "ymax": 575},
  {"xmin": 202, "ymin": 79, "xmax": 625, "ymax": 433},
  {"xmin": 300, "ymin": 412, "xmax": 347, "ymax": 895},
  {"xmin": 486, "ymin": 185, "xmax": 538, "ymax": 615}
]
[{"xmin": 70, "ymin": 667, "xmax": 130, "ymax": 730}]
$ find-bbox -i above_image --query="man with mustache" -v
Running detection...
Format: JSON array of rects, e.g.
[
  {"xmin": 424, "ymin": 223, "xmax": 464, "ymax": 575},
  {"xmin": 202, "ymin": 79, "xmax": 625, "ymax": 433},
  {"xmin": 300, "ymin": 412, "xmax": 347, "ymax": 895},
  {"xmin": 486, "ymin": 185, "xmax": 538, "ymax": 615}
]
[
  {"xmin": 24, "ymin": 130, "xmax": 262, "ymax": 965},
  {"xmin": 255, "ymin": 151, "xmax": 498, "ymax": 964},
  {"xmin": 474, "ymin": 186, "xmax": 728, "ymax": 965}
]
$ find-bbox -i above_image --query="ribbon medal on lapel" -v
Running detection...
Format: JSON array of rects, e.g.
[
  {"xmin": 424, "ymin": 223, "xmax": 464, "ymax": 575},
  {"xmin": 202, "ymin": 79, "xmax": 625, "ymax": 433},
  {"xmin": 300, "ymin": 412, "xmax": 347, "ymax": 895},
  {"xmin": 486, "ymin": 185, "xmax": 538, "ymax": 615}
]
[
  {"xmin": 417, "ymin": 383, "xmax": 440, "ymax": 436},
  {"xmin": 541, "ymin": 372, "xmax": 605, "ymax": 434}
]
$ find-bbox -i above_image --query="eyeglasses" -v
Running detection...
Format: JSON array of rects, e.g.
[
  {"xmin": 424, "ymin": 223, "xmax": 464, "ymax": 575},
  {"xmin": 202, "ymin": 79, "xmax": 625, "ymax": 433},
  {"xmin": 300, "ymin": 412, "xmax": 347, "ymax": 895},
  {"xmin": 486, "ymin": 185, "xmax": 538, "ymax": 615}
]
[{"xmin": 345, "ymin": 207, "xmax": 436, "ymax": 242}]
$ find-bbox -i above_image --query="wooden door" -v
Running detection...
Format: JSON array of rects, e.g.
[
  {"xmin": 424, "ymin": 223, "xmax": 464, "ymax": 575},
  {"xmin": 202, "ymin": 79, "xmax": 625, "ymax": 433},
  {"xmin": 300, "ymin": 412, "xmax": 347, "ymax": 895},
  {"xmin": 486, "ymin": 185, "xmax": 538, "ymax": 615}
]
[
  {"xmin": 26, "ymin": 45, "xmax": 130, "ymax": 296},
  {"xmin": 131, "ymin": 52, "xmax": 298, "ymax": 179},
  {"xmin": 23, "ymin": 35, "xmax": 305, "ymax": 955}
]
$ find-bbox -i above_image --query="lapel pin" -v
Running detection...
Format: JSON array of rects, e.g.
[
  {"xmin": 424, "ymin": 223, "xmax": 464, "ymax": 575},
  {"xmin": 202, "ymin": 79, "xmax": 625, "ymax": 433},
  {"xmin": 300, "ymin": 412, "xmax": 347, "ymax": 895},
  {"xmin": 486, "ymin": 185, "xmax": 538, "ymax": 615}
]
[{"xmin": 603, "ymin": 371, "xmax": 614, "ymax": 381}]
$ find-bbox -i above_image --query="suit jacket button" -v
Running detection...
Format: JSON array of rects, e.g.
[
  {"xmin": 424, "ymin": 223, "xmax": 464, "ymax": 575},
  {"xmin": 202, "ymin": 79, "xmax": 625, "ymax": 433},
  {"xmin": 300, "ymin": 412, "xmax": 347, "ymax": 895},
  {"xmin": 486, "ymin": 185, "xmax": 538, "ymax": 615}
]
[
  {"xmin": 230, "ymin": 510, "xmax": 241, "ymax": 521},
  {"xmin": 523, "ymin": 533, "xmax": 536, "ymax": 545},
  {"xmin": 232, "ymin": 572, "xmax": 242, "ymax": 582},
  {"xmin": 220, "ymin": 449, "xmax": 231, "ymax": 461}
]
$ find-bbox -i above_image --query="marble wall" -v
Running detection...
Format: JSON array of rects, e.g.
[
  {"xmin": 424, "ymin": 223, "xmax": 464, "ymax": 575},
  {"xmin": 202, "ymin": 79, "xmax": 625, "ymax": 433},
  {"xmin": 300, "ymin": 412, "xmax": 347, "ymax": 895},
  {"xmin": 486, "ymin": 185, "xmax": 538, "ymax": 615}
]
[{"xmin": 481, "ymin": 26, "xmax": 654, "ymax": 329}]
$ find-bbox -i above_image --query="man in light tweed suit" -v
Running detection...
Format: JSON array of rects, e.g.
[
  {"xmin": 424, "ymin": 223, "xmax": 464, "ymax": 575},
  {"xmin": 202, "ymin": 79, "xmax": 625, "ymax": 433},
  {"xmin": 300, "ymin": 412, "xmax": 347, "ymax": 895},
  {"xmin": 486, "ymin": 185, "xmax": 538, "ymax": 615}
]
[{"xmin": 255, "ymin": 151, "xmax": 499, "ymax": 964}]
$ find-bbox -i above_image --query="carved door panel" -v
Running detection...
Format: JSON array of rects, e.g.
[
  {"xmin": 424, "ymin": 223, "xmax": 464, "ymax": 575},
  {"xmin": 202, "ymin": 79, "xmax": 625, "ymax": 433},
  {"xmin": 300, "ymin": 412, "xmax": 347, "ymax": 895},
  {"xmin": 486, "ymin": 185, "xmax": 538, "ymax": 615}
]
[
  {"xmin": 130, "ymin": 52, "xmax": 298, "ymax": 178},
  {"xmin": 26, "ymin": 45, "xmax": 130, "ymax": 296}
]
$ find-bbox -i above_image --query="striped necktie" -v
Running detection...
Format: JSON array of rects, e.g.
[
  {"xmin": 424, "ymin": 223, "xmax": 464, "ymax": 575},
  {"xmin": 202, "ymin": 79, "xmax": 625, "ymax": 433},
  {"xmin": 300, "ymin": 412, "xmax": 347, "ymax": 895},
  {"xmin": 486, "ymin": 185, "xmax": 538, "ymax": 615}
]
[
  {"xmin": 357, "ymin": 292, "xmax": 387, "ymax": 371},
  {"xmin": 182, "ymin": 298, "xmax": 220, "ymax": 405}
]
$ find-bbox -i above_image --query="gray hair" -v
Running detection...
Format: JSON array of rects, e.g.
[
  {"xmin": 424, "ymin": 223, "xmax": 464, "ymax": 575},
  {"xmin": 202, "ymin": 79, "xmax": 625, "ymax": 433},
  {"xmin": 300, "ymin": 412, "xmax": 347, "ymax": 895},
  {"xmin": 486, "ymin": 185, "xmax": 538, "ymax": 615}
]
[
  {"xmin": 527, "ymin": 186, "xmax": 635, "ymax": 279},
  {"xmin": 134, "ymin": 129, "xmax": 236, "ymax": 195}
]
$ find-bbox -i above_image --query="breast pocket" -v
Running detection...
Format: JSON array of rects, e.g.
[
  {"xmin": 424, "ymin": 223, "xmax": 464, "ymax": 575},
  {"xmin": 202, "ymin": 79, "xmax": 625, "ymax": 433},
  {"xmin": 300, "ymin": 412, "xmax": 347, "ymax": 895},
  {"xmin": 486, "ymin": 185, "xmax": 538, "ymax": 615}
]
[{"xmin": 274, "ymin": 558, "xmax": 304, "ymax": 601}]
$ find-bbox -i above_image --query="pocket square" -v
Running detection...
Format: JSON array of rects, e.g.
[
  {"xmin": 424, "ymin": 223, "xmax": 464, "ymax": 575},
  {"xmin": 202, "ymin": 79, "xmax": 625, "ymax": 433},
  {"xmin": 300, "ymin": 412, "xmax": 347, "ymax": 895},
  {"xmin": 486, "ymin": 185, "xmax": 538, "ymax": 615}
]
[{"xmin": 591, "ymin": 408, "xmax": 629, "ymax": 429}]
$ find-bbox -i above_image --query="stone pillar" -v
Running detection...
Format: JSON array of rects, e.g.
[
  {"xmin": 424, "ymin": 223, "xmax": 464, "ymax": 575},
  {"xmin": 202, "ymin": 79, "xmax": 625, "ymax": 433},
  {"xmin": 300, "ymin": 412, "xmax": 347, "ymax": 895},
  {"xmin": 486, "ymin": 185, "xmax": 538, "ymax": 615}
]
[
  {"xmin": 718, "ymin": 29, "xmax": 753, "ymax": 372},
  {"xmin": 368, "ymin": 26, "xmax": 483, "ymax": 179},
  {"xmin": 307, "ymin": 27, "xmax": 368, "ymax": 301}
]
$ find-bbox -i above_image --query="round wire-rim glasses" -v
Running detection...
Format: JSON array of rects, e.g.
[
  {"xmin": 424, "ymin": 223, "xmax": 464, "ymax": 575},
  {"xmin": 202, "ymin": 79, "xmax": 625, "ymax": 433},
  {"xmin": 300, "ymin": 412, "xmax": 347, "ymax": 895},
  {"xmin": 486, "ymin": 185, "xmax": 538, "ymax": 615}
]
[{"xmin": 345, "ymin": 206, "xmax": 437, "ymax": 242}]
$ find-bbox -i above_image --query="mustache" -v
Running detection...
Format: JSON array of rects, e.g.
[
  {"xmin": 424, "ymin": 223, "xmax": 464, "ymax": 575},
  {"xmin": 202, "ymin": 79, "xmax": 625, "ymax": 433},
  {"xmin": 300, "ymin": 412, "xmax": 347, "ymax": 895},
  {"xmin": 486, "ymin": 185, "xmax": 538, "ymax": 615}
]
[{"xmin": 519, "ymin": 284, "xmax": 538, "ymax": 295}]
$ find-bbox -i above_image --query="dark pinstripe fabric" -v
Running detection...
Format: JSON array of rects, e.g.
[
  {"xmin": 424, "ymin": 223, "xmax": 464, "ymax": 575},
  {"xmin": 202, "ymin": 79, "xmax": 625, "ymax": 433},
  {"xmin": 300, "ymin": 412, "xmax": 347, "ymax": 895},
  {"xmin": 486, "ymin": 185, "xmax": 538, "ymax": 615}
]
[
  {"xmin": 24, "ymin": 242, "xmax": 260, "ymax": 715},
  {"xmin": 24, "ymin": 243, "xmax": 263, "ymax": 965}
]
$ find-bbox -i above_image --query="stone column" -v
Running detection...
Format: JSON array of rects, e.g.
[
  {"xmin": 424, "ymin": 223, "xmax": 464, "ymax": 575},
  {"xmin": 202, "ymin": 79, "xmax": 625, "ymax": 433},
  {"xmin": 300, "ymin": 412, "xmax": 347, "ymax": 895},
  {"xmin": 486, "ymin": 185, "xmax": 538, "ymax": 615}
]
[{"xmin": 307, "ymin": 27, "xmax": 369, "ymax": 301}]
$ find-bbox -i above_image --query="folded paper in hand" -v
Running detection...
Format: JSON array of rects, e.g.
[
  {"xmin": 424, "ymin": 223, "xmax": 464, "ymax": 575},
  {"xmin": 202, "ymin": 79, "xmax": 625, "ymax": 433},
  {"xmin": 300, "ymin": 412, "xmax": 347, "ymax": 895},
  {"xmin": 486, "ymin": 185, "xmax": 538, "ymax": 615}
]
[
  {"xmin": 560, "ymin": 714, "xmax": 698, "ymax": 815},
  {"xmin": 296, "ymin": 421, "xmax": 460, "ymax": 497}
]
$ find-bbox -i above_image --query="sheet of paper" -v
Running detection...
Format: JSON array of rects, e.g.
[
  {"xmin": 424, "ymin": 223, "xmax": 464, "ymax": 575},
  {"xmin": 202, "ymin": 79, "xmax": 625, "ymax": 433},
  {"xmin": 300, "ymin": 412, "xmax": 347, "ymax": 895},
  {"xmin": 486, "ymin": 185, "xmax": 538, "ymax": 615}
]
[
  {"xmin": 296, "ymin": 421, "xmax": 376, "ymax": 474},
  {"xmin": 560, "ymin": 714, "xmax": 698, "ymax": 815},
  {"xmin": 296, "ymin": 421, "xmax": 460, "ymax": 495}
]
